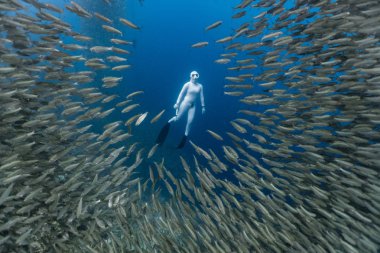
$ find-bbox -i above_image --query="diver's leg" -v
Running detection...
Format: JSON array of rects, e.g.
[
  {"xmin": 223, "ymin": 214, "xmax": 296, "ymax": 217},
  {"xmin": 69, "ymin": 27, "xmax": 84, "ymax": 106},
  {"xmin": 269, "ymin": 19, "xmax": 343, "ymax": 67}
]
[
  {"xmin": 185, "ymin": 106, "xmax": 196, "ymax": 136},
  {"xmin": 177, "ymin": 106, "xmax": 195, "ymax": 149},
  {"xmin": 157, "ymin": 103, "xmax": 189, "ymax": 145},
  {"xmin": 169, "ymin": 102, "xmax": 188, "ymax": 123},
  {"xmin": 168, "ymin": 116, "xmax": 176, "ymax": 123}
]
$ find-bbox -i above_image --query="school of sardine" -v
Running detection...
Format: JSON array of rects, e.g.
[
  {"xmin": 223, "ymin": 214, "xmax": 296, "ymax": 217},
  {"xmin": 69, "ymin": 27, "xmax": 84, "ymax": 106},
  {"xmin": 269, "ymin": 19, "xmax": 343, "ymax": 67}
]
[{"xmin": 1, "ymin": 0, "xmax": 380, "ymax": 252}]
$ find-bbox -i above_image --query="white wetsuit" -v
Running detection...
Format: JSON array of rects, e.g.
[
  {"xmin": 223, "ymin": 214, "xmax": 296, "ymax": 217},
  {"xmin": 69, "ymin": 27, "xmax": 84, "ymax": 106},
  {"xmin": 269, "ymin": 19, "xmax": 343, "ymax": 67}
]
[{"xmin": 168, "ymin": 76, "xmax": 205, "ymax": 136}]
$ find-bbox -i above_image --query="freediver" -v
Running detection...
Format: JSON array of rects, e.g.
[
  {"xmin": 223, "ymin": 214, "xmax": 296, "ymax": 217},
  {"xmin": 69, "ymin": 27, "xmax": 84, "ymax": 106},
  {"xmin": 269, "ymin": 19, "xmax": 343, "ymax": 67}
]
[{"xmin": 156, "ymin": 70, "xmax": 205, "ymax": 148}]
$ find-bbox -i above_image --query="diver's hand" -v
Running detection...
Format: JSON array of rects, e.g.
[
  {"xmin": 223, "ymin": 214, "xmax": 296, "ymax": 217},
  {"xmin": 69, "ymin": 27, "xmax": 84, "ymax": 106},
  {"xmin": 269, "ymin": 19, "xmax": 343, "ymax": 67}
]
[
  {"xmin": 173, "ymin": 103, "xmax": 179, "ymax": 110},
  {"xmin": 202, "ymin": 107, "xmax": 206, "ymax": 114}
]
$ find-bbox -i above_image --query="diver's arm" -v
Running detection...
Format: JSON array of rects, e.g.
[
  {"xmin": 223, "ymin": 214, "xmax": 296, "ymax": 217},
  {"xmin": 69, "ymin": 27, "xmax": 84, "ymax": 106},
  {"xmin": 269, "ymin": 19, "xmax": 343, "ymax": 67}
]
[
  {"xmin": 200, "ymin": 84, "xmax": 205, "ymax": 114},
  {"xmin": 175, "ymin": 83, "xmax": 188, "ymax": 107}
]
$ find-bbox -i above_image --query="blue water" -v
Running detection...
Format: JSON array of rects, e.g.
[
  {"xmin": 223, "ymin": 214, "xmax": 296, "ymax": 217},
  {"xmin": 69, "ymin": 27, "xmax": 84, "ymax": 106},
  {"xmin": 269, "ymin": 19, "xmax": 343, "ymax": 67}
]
[
  {"xmin": 127, "ymin": 0, "xmax": 242, "ymax": 147},
  {"xmin": 19, "ymin": 0, "xmax": 323, "ymax": 152},
  {"xmin": 23, "ymin": 0, "xmax": 248, "ymax": 184},
  {"xmin": 5, "ymin": 2, "xmax": 379, "ymax": 251},
  {"xmin": 67, "ymin": 0, "xmax": 246, "ymax": 151},
  {"xmin": 26, "ymin": 0, "xmax": 308, "ymax": 180}
]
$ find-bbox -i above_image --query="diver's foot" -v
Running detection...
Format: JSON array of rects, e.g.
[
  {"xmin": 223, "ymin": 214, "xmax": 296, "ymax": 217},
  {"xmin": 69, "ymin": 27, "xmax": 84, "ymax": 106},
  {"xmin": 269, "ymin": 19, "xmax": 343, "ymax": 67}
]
[
  {"xmin": 177, "ymin": 135, "xmax": 187, "ymax": 149},
  {"xmin": 156, "ymin": 122, "xmax": 170, "ymax": 145}
]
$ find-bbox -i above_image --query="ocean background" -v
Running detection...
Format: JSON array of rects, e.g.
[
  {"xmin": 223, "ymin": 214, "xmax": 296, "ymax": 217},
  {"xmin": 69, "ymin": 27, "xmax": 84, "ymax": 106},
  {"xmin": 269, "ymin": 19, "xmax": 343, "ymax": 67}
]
[
  {"xmin": 124, "ymin": 0, "xmax": 239, "ymax": 150},
  {"xmin": 23, "ymin": 0, "xmax": 315, "ymax": 195},
  {"xmin": 50, "ymin": 0, "xmax": 260, "ymax": 182},
  {"xmin": 103, "ymin": 0, "xmax": 242, "ymax": 145},
  {"xmin": 3, "ymin": 0, "xmax": 380, "ymax": 252},
  {"xmin": 12, "ymin": 0, "xmax": 344, "ymax": 211}
]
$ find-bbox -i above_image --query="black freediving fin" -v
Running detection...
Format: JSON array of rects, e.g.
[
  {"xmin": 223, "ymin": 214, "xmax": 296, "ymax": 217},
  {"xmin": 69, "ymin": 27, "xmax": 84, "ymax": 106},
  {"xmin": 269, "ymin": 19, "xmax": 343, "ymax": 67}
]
[
  {"xmin": 155, "ymin": 122, "xmax": 170, "ymax": 145},
  {"xmin": 177, "ymin": 135, "xmax": 187, "ymax": 149}
]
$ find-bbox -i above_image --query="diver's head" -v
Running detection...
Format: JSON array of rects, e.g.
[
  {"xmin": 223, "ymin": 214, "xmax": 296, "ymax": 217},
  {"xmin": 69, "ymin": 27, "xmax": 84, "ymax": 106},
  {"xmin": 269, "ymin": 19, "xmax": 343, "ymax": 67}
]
[{"xmin": 190, "ymin": 71, "xmax": 199, "ymax": 81}]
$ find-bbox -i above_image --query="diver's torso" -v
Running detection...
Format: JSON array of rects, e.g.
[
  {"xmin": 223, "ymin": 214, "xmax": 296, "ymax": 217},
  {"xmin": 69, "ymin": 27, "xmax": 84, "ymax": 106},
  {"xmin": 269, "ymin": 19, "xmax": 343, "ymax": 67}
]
[{"xmin": 184, "ymin": 82, "xmax": 201, "ymax": 104}]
